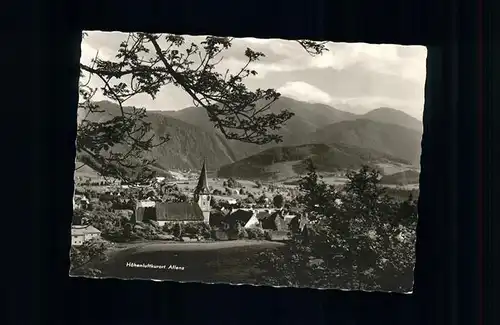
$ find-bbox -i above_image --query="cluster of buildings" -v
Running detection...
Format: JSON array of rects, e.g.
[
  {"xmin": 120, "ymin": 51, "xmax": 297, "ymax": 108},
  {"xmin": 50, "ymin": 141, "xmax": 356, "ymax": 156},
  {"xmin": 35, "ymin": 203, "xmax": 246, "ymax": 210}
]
[
  {"xmin": 71, "ymin": 160, "xmax": 308, "ymax": 246},
  {"xmin": 133, "ymin": 160, "xmax": 212, "ymax": 225},
  {"xmin": 132, "ymin": 160, "xmax": 307, "ymax": 234},
  {"xmin": 75, "ymin": 175, "xmax": 122, "ymax": 186}
]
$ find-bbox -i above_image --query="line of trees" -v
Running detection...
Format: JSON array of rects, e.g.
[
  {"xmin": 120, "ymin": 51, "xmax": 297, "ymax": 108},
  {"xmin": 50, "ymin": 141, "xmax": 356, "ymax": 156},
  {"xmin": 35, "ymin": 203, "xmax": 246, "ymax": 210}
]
[{"xmin": 256, "ymin": 160, "xmax": 418, "ymax": 292}]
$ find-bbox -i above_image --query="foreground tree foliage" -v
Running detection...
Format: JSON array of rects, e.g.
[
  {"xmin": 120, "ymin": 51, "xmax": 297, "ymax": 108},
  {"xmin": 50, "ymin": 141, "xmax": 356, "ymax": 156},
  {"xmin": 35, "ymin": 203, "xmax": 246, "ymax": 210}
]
[
  {"xmin": 273, "ymin": 194, "xmax": 285, "ymax": 208},
  {"xmin": 257, "ymin": 161, "xmax": 418, "ymax": 291},
  {"xmin": 77, "ymin": 33, "xmax": 329, "ymax": 182},
  {"xmin": 69, "ymin": 238, "xmax": 109, "ymax": 276}
]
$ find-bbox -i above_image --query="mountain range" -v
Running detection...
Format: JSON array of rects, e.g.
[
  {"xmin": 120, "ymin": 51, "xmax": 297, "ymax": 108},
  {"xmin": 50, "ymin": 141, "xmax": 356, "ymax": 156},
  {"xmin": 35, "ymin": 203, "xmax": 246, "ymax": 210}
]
[
  {"xmin": 309, "ymin": 119, "xmax": 422, "ymax": 165},
  {"xmin": 76, "ymin": 96, "xmax": 423, "ymax": 179},
  {"xmin": 76, "ymin": 101, "xmax": 238, "ymax": 173}
]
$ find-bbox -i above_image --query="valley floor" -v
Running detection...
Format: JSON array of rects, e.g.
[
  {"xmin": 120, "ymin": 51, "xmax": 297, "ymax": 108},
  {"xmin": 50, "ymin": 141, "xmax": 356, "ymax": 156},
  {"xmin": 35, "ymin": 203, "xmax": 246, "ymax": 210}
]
[{"xmin": 76, "ymin": 240, "xmax": 285, "ymax": 285}]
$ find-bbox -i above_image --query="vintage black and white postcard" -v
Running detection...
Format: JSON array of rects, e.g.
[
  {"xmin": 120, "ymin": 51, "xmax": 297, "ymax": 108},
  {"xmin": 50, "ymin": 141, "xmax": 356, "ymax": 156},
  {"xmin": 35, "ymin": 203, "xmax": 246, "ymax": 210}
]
[{"xmin": 71, "ymin": 31, "xmax": 426, "ymax": 292}]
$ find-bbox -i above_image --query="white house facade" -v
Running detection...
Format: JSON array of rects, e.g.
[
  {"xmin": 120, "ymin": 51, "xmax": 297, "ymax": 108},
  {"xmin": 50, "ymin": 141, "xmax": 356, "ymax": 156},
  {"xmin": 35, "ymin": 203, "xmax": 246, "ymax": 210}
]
[{"xmin": 71, "ymin": 225, "xmax": 101, "ymax": 246}]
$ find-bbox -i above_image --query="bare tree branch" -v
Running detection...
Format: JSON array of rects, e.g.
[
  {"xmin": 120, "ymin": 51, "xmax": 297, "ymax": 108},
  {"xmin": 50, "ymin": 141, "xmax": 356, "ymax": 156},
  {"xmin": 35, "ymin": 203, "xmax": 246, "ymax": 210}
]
[{"xmin": 77, "ymin": 32, "xmax": 329, "ymax": 182}]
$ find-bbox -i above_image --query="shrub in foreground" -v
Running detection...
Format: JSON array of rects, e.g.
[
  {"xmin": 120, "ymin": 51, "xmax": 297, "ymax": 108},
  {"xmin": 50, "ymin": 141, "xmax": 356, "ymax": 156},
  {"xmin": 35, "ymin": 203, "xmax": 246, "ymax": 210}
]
[
  {"xmin": 69, "ymin": 238, "xmax": 109, "ymax": 276},
  {"xmin": 183, "ymin": 222, "xmax": 212, "ymax": 239},
  {"xmin": 246, "ymin": 227, "xmax": 266, "ymax": 239}
]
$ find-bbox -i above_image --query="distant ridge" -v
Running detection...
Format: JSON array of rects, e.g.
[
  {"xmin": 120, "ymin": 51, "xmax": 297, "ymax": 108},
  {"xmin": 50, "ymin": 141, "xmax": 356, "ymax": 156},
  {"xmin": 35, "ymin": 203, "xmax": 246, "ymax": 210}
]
[
  {"xmin": 217, "ymin": 143, "xmax": 412, "ymax": 181},
  {"xmin": 156, "ymin": 97, "xmax": 422, "ymax": 159},
  {"xmin": 309, "ymin": 119, "xmax": 422, "ymax": 165},
  {"xmin": 76, "ymin": 98, "xmax": 422, "ymax": 178},
  {"xmin": 361, "ymin": 107, "xmax": 422, "ymax": 132},
  {"xmin": 76, "ymin": 101, "xmax": 239, "ymax": 174},
  {"xmin": 154, "ymin": 96, "xmax": 359, "ymax": 156},
  {"xmin": 158, "ymin": 98, "xmax": 421, "ymax": 133}
]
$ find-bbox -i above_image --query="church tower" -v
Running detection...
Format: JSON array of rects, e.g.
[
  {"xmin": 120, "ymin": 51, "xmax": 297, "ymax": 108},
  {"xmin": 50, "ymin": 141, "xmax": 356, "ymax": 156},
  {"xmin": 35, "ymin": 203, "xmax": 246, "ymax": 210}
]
[{"xmin": 194, "ymin": 159, "xmax": 211, "ymax": 224}]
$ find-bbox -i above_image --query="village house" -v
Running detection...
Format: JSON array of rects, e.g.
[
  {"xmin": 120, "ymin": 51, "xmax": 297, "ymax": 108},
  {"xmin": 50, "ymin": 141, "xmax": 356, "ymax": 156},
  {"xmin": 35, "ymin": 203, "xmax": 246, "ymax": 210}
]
[
  {"xmin": 244, "ymin": 213, "xmax": 260, "ymax": 228},
  {"xmin": 219, "ymin": 208, "xmax": 291, "ymax": 231},
  {"xmin": 208, "ymin": 209, "xmax": 229, "ymax": 228},
  {"xmin": 133, "ymin": 160, "xmax": 212, "ymax": 225},
  {"xmin": 225, "ymin": 198, "xmax": 238, "ymax": 205},
  {"xmin": 221, "ymin": 209, "xmax": 254, "ymax": 229},
  {"xmin": 255, "ymin": 210, "xmax": 270, "ymax": 226},
  {"xmin": 73, "ymin": 194, "xmax": 90, "ymax": 210},
  {"xmin": 209, "ymin": 206, "xmax": 297, "ymax": 241},
  {"xmin": 259, "ymin": 210, "xmax": 288, "ymax": 231},
  {"xmin": 71, "ymin": 225, "xmax": 101, "ymax": 246}
]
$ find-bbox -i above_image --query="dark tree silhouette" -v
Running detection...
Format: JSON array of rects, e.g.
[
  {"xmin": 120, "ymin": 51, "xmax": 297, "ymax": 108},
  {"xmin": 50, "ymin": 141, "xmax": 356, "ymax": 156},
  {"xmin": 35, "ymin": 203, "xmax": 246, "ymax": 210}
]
[
  {"xmin": 77, "ymin": 33, "xmax": 329, "ymax": 182},
  {"xmin": 69, "ymin": 238, "xmax": 108, "ymax": 274},
  {"xmin": 272, "ymin": 194, "xmax": 285, "ymax": 208},
  {"xmin": 257, "ymin": 164, "xmax": 418, "ymax": 291},
  {"xmin": 226, "ymin": 177, "xmax": 241, "ymax": 188},
  {"xmin": 297, "ymin": 159, "xmax": 340, "ymax": 221},
  {"xmin": 256, "ymin": 194, "xmax": 268, "ymax": 205}
]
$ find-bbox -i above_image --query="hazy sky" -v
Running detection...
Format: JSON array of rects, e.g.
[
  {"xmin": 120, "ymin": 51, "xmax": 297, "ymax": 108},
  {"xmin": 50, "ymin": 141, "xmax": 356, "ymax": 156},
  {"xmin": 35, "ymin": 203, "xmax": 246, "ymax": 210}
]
[{"xmin": 81, "ymin": 31, "xmax": 427, "ymax": 120}]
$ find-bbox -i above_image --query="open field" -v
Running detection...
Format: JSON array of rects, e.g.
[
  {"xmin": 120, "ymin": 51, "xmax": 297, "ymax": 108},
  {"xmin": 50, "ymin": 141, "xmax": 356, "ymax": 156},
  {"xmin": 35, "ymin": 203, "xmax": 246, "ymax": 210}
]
[
  {"xmin": 91, "ymin": 240, "xmax": 285, "ymax": 284},
  {"xmin": 196, "ymin": 176, "xmax": 419, "ymax": 192},
  {"xmin": 375, "ymin": 163, "xmax": 420, "ymax": 176},
  {"xmin": 321, "ymin": 176, "xmax": 419, "ymax": 189},
  {"xmin": 173, "ymin": 178, "xmax": 266, "ymax": 197}
]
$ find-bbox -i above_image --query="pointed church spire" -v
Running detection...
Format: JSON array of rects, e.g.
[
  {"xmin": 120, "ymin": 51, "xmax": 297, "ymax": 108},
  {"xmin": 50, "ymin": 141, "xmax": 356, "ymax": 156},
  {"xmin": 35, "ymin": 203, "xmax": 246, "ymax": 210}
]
[{"xmin": 194, "ymin": 158, "xmax": 210, "ymax": 196}]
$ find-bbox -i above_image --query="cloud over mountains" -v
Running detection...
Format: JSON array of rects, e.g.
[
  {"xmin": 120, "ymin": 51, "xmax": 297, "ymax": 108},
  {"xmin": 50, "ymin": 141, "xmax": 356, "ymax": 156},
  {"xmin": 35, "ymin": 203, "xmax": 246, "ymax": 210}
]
[
  {"xmin": 80, "ymin": 32, "xmax": 427, "ymax": 119},
  {"xmin": 278, "ymin": 81, "xmax": 333, "ymax": 105}
]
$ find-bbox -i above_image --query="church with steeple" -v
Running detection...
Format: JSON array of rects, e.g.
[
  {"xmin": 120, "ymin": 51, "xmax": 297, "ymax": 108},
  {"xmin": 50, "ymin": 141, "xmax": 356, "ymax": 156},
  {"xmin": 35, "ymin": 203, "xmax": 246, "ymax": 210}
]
[
  {"xmin": 133, "ymin": 160, "xmax": 212, "ymax": 225},
  {"xmin": 193, "ymin": 159, "xmax": 212, "ymax": 224}
]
